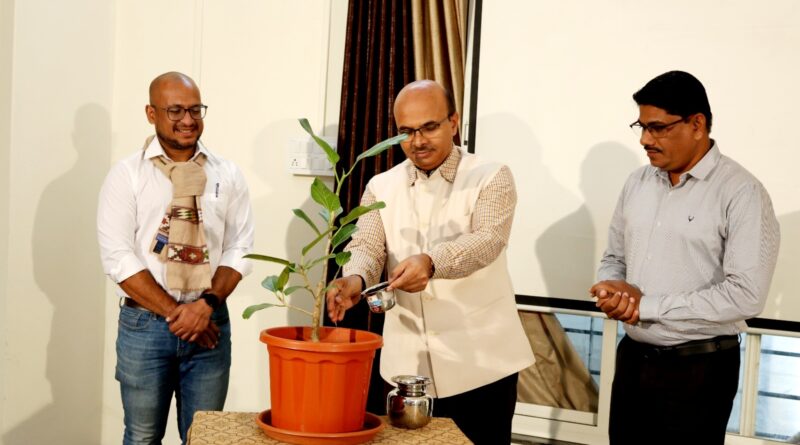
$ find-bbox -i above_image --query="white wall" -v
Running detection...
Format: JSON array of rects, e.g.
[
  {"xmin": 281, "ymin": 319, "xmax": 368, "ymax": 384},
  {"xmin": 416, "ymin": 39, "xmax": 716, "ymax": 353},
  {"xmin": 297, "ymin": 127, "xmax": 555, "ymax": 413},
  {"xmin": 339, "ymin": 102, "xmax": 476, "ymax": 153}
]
[
  {"xmin": 474, "ymin": 0, "xmax": 800, "ymax": 322},
  {"xmin": 1, "ymin": 1, "xmax": 347, "ymax": 444},
  {"xmin": 0, "ymin": 0, "xmax": 13, "ymax": 439},
  {"xmin": 1, "ymin": 1, "xmax": 115, "ymax": 444}
]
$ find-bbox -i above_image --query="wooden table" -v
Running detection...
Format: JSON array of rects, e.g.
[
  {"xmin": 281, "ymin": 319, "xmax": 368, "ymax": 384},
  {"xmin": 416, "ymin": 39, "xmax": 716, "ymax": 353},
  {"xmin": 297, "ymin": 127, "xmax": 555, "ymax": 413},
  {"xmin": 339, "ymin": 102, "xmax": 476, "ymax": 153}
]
[{"xmin": 187, "ymin": 411, "xmax": 472, "ymax": 444}]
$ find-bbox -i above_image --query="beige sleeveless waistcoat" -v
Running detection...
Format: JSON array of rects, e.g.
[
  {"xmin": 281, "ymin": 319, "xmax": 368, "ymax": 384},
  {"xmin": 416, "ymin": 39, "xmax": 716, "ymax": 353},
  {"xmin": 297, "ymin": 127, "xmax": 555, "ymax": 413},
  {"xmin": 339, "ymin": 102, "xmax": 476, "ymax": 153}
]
[{"xmin": 367, "ymin": 148, "xmax": 535, "ymax": 398}]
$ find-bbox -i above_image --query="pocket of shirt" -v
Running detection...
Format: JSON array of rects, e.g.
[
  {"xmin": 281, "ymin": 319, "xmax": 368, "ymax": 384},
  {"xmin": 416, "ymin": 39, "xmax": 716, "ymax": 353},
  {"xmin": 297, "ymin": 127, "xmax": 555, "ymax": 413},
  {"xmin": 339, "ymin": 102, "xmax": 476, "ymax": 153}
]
[{"xmin": 202, "ymin": 181, "xmax": 229, "ymax": 222}]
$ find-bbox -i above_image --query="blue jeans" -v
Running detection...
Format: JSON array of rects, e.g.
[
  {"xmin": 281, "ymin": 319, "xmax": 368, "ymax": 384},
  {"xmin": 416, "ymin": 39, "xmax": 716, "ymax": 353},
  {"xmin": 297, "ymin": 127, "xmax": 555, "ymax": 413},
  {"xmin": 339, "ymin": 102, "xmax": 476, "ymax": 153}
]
[{"xmin": 116, "ymin": 303, "xmax": 231, "ymax": 445}]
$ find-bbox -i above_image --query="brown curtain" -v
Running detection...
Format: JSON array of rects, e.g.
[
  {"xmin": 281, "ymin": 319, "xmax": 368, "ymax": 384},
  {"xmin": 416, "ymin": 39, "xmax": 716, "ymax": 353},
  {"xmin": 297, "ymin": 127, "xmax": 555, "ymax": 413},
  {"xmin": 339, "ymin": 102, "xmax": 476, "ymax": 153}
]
[
  {"xmin": 336, "ymin": 0, "xmax": 416, "ymax": 214},
  {"xmin": 326, "ymin": 0, "xmax": 416, "ymax": 416},
  {"xmin": 410, "ymin": 0, "xmax": 468, "ymax": 117},
  {"xmin": 517, "ymin": 312, "xmax": 599, "ymax": 412}
]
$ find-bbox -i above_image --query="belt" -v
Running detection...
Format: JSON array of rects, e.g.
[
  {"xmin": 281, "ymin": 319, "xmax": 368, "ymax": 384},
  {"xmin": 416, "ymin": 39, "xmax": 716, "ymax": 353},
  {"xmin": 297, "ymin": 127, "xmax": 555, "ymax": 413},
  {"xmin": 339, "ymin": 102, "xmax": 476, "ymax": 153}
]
[
  {"xmin": 627, "ymin": 335, "xmax": 740, "ymax": 358},
  {"xmin": 122, "ymin": 298, "xmax": 149, "ymax": 311}
]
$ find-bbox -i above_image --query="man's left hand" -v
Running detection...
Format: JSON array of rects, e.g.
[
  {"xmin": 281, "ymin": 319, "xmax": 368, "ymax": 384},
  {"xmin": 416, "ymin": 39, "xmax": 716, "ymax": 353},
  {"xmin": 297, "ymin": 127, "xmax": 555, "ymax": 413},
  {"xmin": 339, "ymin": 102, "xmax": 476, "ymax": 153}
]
[
  {"xmin": 167, "ymin": 300, "xmax": 213, "ymax": 341},
  {"xmin": 387, "ymin": 254, "xmax": 434, "ymax": 293},
  {"xmin": 589, "ymin": 280, "xmax": 642, "ymax": 325}
]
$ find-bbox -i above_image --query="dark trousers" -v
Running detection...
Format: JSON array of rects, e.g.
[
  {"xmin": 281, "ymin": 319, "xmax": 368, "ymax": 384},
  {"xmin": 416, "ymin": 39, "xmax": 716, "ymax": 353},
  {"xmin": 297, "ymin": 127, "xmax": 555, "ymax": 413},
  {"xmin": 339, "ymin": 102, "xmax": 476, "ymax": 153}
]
[
  {"xmin": 609, "ymin": 335, "xmax": 740, "ymax": 445},
  {"xmin": 433, "ymin": 372, "xmax": 519, "ymax": 445}
]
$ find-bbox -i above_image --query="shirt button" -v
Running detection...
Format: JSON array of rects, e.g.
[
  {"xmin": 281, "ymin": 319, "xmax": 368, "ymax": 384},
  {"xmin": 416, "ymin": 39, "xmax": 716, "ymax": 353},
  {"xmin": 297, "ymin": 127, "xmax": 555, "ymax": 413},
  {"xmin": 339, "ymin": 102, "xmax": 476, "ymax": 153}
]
[
  {"xmin": 656, "ymin": 221, "xmax": 661, "ymax": 227},
  {"xmin": 428, "ymin": 330, "xmax": 438, "ymax": 336},
  {"xmin": 647, "ymin": 254, "xmax": 652, "ymax": 260}
]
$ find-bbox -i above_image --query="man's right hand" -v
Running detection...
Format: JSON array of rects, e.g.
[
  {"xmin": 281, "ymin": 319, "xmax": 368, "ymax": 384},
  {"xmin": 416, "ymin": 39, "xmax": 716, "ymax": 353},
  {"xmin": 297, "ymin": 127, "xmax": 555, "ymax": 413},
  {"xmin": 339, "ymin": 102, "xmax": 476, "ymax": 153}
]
[
  {"xmin": 325, "ymin": 275, "xmax": 364, "ymax": 322},
  {"xmin": 167, "ymin": 300, "xmax": 213, "ymax": 341},
  {"xmin": 193, "ymin": 322, "xmax": 221, "ymax": 349}
]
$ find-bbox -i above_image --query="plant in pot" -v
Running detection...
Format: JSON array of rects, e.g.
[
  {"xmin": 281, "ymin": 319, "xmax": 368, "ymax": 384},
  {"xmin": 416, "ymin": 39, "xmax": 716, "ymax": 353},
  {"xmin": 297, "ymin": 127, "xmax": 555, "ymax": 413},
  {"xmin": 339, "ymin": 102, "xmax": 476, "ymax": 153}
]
[{"xmin": 242, "ymin": 118, "xmax": 406, "ymax": 442}]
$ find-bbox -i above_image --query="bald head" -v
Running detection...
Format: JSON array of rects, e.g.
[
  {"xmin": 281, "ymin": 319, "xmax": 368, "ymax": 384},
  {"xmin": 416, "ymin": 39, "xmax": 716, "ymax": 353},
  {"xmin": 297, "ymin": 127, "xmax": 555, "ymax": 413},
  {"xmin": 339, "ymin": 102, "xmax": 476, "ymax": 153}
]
[
  {"xmin": 393, "ymin": 80, "xmax": 459, "ymax": 171},
  {"xmin": 393, "ymin": 80, "xmax": 455, "ymax": 118},
  {"xmin": 149, "ymin": 72, "xmax": 199, "ymax": 105},
  {"xmin": 145, "ymin": 71, "xmax": 204, "ymax": 160}
]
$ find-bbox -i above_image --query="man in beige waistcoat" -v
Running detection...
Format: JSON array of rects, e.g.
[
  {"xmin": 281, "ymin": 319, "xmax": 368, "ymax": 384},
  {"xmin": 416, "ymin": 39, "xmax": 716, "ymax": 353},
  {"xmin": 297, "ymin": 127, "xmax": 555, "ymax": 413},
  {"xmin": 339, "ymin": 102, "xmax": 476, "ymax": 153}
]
[{"xmin": 327, "ymin": 80, "xmax": 534, "ymax": 444}]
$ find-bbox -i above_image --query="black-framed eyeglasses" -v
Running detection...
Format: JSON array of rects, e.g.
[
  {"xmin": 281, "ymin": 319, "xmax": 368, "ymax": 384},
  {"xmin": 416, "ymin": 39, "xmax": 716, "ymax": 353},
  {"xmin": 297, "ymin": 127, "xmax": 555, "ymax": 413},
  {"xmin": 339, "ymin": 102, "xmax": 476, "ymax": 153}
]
[
  {"xmin": 629, "ymin": 117, "xmax": 685, "ymax": 138},
  {"xmin": 397, "ymin": 116, "xmax": 451, "ymax": 139},
  {"xmin": 152, "ymin": 104, "xmax": 208, "ymax": 121}
]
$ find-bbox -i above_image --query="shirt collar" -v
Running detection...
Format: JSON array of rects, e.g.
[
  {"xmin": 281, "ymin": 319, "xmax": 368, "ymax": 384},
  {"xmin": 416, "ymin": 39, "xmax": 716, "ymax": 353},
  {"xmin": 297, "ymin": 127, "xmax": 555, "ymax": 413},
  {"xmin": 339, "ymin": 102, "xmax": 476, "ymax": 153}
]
[
  {"xmin": 143, "ymin": 135, "xmax": 211, "ymax": 162},
  {"xmin": 652, "ymin": 140, "xmax": 720, "ymax": 183},
  {"xmin": 406, "ymin": 145, "xmax": 461, "ymax": 186},
  {"xmin": 685, "ymin": 140, "xmax": 720, "ymax": 181}
]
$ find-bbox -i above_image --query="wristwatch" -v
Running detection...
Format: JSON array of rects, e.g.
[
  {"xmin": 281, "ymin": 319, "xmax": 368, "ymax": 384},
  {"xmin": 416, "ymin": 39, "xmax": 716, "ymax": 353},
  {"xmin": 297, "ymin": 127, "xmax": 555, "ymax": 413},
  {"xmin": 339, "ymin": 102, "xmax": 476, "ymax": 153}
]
[{"xmin": 199, "ymin": 292, "xmax": 221, "ymax": 311}]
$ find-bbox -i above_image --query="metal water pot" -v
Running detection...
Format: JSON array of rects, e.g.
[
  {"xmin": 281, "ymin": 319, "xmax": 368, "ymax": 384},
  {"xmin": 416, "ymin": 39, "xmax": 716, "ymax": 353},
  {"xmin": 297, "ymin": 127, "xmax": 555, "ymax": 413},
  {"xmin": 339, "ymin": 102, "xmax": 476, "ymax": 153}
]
[{"xmin": 386, "ymin": 375, "xmax": 434, "ymax": 429}]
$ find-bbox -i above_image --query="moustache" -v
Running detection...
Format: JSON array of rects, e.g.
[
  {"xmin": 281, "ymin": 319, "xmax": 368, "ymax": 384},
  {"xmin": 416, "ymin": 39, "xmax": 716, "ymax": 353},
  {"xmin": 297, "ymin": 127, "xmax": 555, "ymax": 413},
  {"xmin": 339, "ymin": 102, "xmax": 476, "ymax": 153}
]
[{"xmin": 644, "ymin": 145, "xmax": 662, "ymax": 152}]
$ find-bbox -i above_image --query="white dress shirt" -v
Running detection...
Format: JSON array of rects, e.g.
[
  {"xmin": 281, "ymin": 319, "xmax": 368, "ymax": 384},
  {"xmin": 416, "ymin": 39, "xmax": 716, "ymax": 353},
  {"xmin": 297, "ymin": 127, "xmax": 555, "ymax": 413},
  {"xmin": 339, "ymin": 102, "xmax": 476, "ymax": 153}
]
[{"xmin": 97, "ymin": 136, "xmax": 254, "ymax": 302}]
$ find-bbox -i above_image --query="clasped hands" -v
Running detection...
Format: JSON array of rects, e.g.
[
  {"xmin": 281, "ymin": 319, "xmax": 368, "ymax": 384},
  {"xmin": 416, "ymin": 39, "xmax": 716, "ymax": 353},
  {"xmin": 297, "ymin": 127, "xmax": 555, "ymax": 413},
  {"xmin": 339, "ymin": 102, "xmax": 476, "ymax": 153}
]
[
  {"xmin": 166, "ymin": 300, "xmax": 220, "ymax": 349},
  {"xmin": 589, "ymin": 280, "xmax": 642, "ymax": 325},
  {"xmin": 326, "ymin": 253, "xmax": 433, "ymax": 322}
]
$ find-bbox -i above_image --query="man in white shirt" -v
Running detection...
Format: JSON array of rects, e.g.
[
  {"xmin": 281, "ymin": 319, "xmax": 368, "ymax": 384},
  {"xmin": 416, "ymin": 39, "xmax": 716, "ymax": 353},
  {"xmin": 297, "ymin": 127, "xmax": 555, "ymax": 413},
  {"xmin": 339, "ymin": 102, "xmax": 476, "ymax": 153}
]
[
  {"xmin": 97, "ymin": 72, "xmax": 254, "ymax": 445},
  {"xmin": 326, "ymin": 80, "xmax": 534, "ymax": 444}
]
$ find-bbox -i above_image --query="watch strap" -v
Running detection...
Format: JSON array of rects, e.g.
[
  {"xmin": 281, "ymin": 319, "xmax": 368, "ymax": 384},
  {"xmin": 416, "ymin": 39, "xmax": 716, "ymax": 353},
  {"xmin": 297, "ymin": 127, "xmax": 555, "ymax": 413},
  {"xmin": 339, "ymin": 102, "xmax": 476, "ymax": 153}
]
[{"xmin": 199, "ymin": 292, "xmax": 221, "ymax": 311}]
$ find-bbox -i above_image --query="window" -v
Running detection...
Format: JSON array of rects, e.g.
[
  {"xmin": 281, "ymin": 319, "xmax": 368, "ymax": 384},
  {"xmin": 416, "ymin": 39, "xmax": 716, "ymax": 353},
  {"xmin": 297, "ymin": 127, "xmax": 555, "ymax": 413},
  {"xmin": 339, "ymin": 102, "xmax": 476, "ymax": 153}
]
[{"xmin": 755, "ymin": 335, "xmax": 800, "ymax": 442}]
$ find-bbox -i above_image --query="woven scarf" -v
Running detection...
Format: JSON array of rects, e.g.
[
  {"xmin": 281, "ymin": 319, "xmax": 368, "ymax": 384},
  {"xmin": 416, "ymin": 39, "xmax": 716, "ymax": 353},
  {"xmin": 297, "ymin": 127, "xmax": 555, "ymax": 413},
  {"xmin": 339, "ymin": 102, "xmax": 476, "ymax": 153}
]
[{"xmin": 146, "ymin": 136, "xmax": 212, "ymax": 291}]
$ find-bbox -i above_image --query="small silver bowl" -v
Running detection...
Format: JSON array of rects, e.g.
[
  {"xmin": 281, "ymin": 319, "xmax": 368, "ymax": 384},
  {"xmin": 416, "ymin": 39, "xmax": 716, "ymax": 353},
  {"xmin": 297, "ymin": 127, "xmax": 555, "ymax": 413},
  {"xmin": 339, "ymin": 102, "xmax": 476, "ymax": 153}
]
[
  {"xmin": 365, "ymin": 291, "xmax": 396, "ymax": 313},
  {"xmin": 362, "ymin": 281, "xmax": 396, "ymax": 313}
]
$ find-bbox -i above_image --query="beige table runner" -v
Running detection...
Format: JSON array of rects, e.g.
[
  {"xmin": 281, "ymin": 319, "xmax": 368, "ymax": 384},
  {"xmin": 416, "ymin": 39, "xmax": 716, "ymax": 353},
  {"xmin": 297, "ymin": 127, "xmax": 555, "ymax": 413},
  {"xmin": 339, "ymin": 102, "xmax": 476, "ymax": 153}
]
[{"xmin": 187, "ymin": 411, "xmax": 472, "ymax": 445}]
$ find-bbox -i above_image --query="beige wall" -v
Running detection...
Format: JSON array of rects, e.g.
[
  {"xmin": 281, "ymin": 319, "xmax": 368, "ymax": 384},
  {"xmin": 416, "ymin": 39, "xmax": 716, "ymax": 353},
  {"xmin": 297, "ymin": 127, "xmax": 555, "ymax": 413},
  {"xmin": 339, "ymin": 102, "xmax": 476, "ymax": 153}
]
[
  {"xmin": 475, "ymin": 0, "xmax": 800, "ymax": 322},
  {"xmin": 0, "ymin": 0, "xmax": 13, "ymax": 439},
  {"xmin": 1, "ymin": 1, "xmax": 114, "ymax": 444},
  {"xmin": 1, "ymin": 1, "xmax": 347, "ymax": 444}
]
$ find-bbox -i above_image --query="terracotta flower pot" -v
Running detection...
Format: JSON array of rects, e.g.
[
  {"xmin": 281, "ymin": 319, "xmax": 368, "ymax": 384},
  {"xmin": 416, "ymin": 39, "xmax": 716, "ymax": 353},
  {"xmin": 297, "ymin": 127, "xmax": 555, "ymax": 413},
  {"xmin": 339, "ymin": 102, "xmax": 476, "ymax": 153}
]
[{"xmin": 260, "ymin": 326, "xmax": 383, "ymax": 433}]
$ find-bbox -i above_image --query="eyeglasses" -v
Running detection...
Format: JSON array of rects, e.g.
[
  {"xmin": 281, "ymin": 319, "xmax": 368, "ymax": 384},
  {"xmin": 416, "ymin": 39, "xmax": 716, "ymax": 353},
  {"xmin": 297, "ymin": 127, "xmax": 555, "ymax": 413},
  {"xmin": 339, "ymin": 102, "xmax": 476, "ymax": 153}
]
[
  {"xmin": 397, "ymin": 116, "xmax": 451, "ymax": 140},
  {"xmin": 629, "ymin": 117, "xmax": 685, "ymax": 138},
  {"xmin": 152, "ymin": 104, "xmax": 208, "ymax": 121}
]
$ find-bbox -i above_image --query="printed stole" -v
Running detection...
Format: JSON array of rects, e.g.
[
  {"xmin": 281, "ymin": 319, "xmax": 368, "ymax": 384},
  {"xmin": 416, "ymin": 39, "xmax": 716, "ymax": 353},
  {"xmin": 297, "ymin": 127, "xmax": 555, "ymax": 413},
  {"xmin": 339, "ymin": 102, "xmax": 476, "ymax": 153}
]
[{"xmin": 146, "ymin": 136, "xmax": 212, "ymax": 291}]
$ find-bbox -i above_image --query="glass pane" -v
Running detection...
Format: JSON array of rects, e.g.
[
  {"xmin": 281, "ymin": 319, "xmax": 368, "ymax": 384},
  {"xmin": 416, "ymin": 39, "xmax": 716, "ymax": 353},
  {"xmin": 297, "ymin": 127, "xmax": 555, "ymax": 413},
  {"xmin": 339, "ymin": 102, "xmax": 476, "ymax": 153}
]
[
  {"xmin": 755, "ymin": 335, "xmax": 800, "ymax": 442},
  {"xmin": 515, "ymin": 311, "xmax": 600, "ymax": 413}
]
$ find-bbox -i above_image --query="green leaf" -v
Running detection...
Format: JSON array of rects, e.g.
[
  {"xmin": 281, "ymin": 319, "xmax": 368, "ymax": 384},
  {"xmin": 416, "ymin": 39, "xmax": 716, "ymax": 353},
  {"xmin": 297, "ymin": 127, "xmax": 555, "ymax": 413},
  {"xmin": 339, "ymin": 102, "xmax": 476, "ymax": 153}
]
[
  {"xmin": 306, "ymin": 254, "xmax": 336, "ymax": 270},
  {"xmin": 292, "ymin": 208, "xmax": 320, "ymax": 235},
  {"xmin": 332, "ymin": 224, "xmax": 358, "ymax": 249},
  {"xmin": 318, "ymin": 207, "xmax": 344, "ymax": 225},
  {"xmin": 283, "ymin": 285, "xmax": 305, "ymax": 296},
  {"xmin": 302, "ymin": 226, "xmax": 336, "ymax": 256},
  {"xmin": 242, "ymin": 303, "xmax": 280, "ymax": 319},
  {"xmin": 244, "ymin": 254, "xmax": 292, "ymax": 267},
  {"xmin": 299, "ymin": 118, "xmax": 340, "ymax": 165},
  {"xmin": 277, "ymin": 267, "xmax": 291, "ymax": 290},
  {"xmin": 335, "ymin": 251, "xmax": 352, "ymax": 267},
  {"xmin": 355, "ymin": 133, "xmax": 408, "ymax": 162},
  {"xmin": 339, "ymin": 201, "xmax": 386, "ymax": 226},
  {"xmin": 261, "ymin": 275, "xmax": 280, "ymax": 292},
  {"xmin": 310, "ymin": 178, "xmax": 341, "ymax": 213}
]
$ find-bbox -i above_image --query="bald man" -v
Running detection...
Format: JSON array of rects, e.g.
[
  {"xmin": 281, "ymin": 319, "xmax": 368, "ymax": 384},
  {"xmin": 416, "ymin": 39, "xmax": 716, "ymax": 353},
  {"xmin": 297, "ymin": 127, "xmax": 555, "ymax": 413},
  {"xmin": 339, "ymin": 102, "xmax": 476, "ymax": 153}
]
[
  {"xmin": 327, "ymin": 80, "xmax": 534, "ymax": 444},
  {"xmin": 98, "ymin": 72, "xmax": 254, "ymax": 444}
]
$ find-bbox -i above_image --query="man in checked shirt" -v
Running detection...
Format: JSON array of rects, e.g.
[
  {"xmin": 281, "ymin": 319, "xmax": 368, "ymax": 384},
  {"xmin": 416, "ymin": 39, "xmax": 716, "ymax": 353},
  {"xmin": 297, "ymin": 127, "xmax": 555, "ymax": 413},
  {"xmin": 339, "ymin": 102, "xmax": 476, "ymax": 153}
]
[
  {"xmin": 327, "ymin": 80, "xmax": 535, "ymax": 444},
  {"xmin": 591, "ymin": 71, "xmax": 780, "ymax": 445}
]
